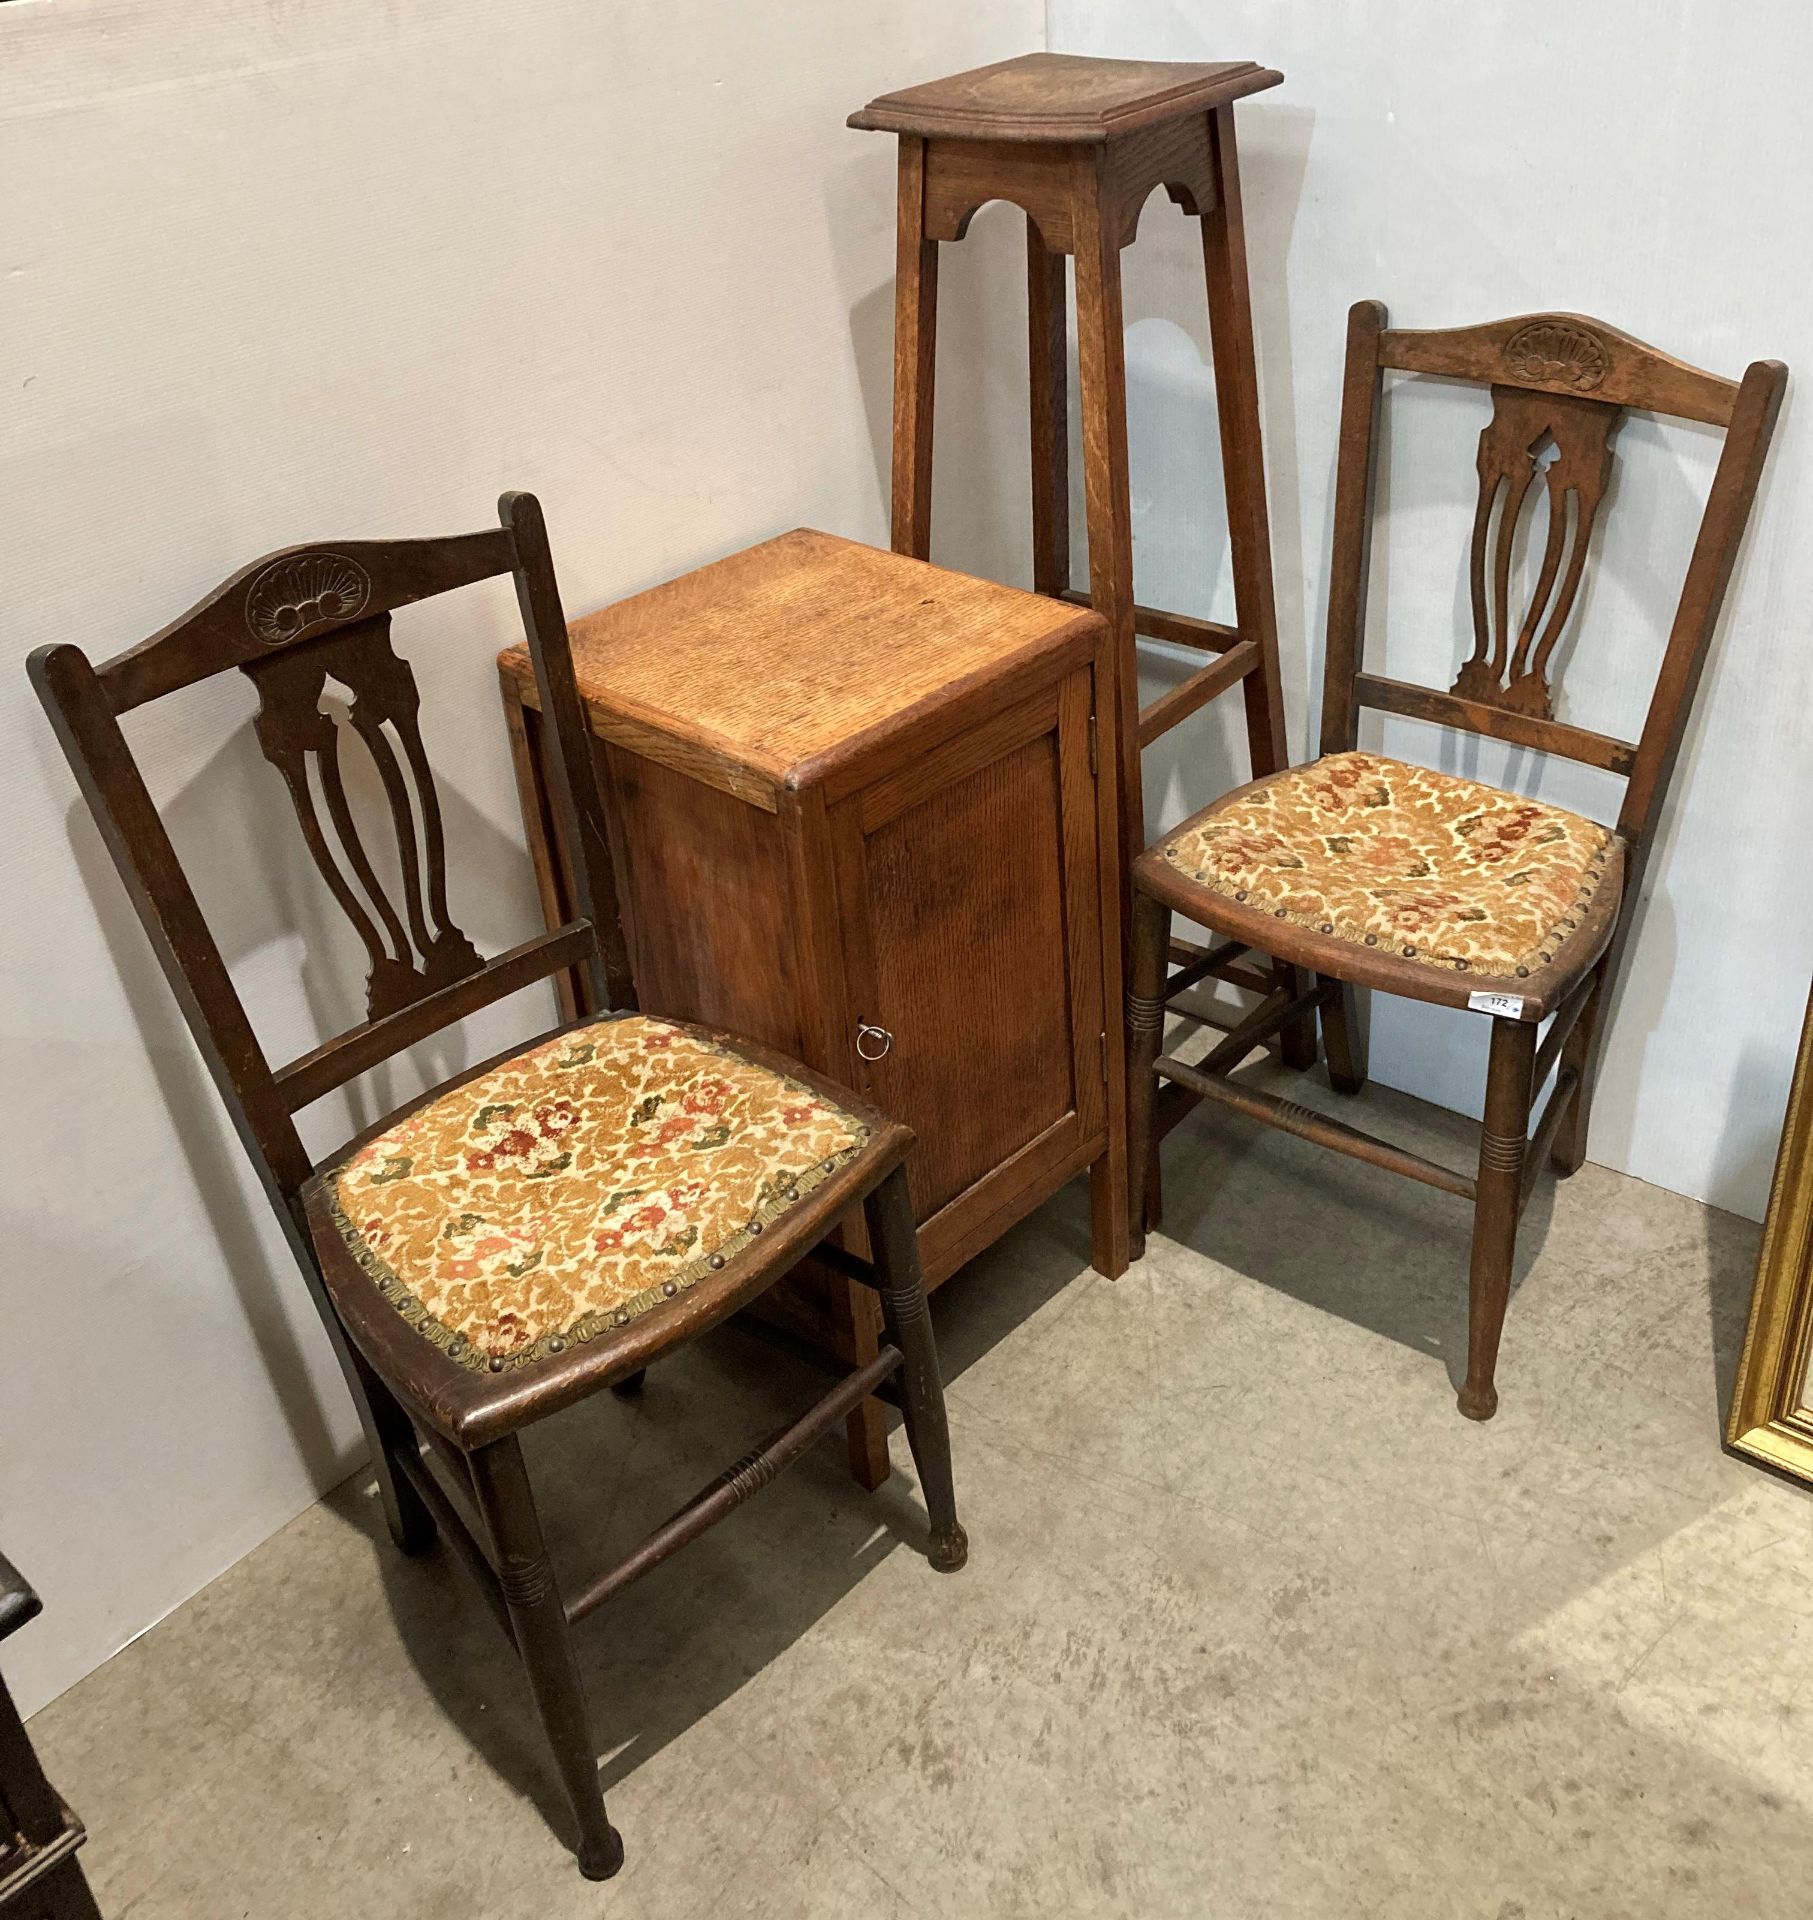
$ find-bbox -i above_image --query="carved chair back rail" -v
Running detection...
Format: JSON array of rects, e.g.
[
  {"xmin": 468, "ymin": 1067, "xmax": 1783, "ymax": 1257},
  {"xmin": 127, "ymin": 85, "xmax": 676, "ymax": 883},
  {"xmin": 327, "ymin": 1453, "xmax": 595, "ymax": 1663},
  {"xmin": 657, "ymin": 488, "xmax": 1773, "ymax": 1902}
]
[
  {"xmin": 29, "ymin": 494, "xmax": 965, "ymax": 1883},
  {"xmin": 1127, "ymin": 305, "xmax": 1785, "ymax": 1421}
]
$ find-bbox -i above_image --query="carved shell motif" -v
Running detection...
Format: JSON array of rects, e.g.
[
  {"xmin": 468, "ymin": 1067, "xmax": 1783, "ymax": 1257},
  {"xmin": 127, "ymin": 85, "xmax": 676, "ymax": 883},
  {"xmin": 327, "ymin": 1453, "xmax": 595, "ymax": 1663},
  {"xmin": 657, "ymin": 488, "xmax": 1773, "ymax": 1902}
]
[
  {"xmin": 1504, "ymin": 320, "xmax": 1608, "ymax": 393},
  {"xmin": 244, "ymin": 553, "xmax": 372, "ymax": 646}
]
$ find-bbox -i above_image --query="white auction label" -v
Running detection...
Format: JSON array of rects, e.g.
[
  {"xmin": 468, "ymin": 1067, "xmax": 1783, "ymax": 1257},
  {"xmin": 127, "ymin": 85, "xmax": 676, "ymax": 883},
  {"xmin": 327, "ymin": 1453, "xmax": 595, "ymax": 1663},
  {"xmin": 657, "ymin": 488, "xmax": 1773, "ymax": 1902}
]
[{"xmin": 1466, "ymin": 990, "xmax": 1526, "ymax": 1019}]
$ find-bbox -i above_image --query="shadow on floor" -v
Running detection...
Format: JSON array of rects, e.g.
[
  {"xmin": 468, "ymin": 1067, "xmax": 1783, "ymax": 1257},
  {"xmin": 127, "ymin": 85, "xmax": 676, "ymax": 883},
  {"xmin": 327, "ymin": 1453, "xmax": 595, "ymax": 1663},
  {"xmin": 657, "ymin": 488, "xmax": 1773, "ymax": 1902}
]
[{"xmin": 1151, "ymin": 1055, "xmax": 1560, "ymax": 1402}]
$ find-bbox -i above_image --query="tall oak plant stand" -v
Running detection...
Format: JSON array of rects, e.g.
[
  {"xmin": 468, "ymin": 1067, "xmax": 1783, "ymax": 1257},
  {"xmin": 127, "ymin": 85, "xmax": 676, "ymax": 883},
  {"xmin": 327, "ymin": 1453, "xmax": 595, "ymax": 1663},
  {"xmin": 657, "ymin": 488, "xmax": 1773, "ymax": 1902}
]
[{"xmin": 850, "ymin": 50, "xmax": 1314, "ymax": 1091}]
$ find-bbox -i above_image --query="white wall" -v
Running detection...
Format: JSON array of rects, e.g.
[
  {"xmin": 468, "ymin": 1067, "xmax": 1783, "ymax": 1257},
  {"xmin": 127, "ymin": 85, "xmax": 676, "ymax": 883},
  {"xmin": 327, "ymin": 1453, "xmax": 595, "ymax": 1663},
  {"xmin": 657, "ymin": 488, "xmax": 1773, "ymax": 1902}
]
[
  {"xmin": 1048, "ymin": 2, "xmax": 1812, "ymax": 1224},
  {"xmin": 0, "ymin": 0, "xmax": 1040, "ymax": 1716}
]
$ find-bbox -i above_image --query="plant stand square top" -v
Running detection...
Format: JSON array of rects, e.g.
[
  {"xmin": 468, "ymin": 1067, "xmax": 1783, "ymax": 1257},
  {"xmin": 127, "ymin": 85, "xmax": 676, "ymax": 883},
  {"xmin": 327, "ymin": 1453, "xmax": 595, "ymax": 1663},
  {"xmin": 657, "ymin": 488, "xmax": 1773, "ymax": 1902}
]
[{"xmin": 847, "ymin": 50, "xmax": 1280, "ymax": 143}]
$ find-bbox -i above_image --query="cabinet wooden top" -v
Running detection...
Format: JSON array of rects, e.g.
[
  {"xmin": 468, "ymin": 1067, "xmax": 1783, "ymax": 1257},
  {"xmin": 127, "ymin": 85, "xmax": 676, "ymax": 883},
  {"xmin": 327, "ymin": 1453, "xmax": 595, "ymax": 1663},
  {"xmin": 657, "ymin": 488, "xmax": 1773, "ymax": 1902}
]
[
  {"xmin": 847, "ymin": 51, "xmax": 1280, "ymax": 145},
  {"xmin": 501, "ymin": 530, "xmax": 1103, "ymax": 807}
]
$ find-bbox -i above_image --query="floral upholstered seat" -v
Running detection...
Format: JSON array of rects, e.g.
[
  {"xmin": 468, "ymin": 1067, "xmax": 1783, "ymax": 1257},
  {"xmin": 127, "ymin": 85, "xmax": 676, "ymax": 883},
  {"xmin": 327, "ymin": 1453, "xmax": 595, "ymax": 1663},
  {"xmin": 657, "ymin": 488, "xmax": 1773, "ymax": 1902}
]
[
  {"xmin": 320, "ymin": 1016, "xmax": 872, "ymax": 1375},
  {"xmin": 1151, "ymin": 751, "xmax": 1616, "ymax": 981}
]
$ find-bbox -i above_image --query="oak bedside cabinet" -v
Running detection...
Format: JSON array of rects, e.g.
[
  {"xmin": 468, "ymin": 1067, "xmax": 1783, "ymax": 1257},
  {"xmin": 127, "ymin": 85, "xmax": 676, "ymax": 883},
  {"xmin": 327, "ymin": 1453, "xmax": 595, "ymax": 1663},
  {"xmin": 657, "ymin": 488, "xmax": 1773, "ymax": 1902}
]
[{"xmin": 499, "ymin": 529, "xmax": 1124, "ymax": 1486}]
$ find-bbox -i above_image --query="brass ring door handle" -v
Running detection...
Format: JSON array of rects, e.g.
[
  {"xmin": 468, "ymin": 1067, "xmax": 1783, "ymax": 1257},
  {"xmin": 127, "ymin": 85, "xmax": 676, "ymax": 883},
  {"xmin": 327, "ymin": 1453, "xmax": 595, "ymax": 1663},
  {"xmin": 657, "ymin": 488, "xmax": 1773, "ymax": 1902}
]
[{"xmin": 855, "ymin": 1021, "xmax": 893, "ymax": 1062}]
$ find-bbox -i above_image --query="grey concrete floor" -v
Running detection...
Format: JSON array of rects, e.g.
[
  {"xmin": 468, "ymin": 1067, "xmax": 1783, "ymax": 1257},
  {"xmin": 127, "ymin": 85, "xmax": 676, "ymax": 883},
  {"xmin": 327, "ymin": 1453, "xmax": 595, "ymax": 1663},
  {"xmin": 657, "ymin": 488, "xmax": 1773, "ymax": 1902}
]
[{"xmin": 28, "ymin": 1065, "xmax": 1813, "ymax": 1917}]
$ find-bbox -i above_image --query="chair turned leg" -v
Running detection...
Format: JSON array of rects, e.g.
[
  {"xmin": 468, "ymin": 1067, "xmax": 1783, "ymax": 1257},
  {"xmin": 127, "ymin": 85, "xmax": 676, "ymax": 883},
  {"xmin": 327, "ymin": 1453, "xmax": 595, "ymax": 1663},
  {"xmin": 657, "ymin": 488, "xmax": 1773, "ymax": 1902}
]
[
  {"xmin": 27, "ymin": 1858, "xmax": 102, "ymax": 1920},
  {"xmin": 1143, "ymin": 1143, "xmax": 1165, "ymax": 1242},
  {"xmin": 1320, "ymin": 976, "xmax": 1368, "ymax": 1095},
  {"xmin": 1460, "ymin": 1016, "xmax": 1537, "ymax": 1422},
  {"xmin": 609, "ymin": 1368, "xmax": 647, "ymax": 1399},
  {"xmin": 1551, "ymin": 965, "xmax": 1607, "ymax": 1176},
  {"xmin": 346, "ymin": 1346, "xmax": 436, "ymax": 1556},
  {"xmin": 468, "ymin": 1438, "xmax": 623, "ymax": 1881},
  {"xmin": 863, "ymin": 1164, "xmax": 966, "ymax": 1572},
  {"xmin": 1126, "ymin": 889, "xmax": 1171, "ymax": 1261},
  {"xmin": 1276, "ymin": 963, "xmax": 1320, "ymax": 1072}
]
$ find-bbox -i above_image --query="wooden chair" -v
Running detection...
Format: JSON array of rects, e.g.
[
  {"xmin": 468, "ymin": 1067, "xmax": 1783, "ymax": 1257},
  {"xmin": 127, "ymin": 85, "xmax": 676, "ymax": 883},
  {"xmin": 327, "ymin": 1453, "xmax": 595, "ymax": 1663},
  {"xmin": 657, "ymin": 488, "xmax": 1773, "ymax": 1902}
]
[
  {"xmin": 28, "ymin": 494, "xmax": 966, "ymax": 1882},
  {"xmin": 1126, "ymin": 306, "xmax": 1786, "ymax": 1419},
  {"xmin": 1, "ymin": 1553, "xmax": 101, "ymax": 1919}
]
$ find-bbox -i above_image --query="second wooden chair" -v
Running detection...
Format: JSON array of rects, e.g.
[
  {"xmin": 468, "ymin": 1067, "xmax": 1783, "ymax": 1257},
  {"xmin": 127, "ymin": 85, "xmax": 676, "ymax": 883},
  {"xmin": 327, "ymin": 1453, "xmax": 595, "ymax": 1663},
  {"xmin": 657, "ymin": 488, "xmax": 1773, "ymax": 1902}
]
[{"xmin": 1127, "ymin": 304, "xmax": 1784, "ymax": 1419}]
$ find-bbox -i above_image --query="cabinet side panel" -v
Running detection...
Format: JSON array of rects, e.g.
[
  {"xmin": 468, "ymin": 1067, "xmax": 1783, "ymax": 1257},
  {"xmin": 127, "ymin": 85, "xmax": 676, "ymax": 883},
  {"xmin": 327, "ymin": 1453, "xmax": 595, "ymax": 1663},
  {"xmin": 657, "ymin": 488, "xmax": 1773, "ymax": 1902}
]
[
  {"xmin": 603, "ymin": 744, "xmax": 802, "ymax": 1056},
  {"xmin": 857, "ymin": 728, "xmax": 1076, "ymax": 1218}
]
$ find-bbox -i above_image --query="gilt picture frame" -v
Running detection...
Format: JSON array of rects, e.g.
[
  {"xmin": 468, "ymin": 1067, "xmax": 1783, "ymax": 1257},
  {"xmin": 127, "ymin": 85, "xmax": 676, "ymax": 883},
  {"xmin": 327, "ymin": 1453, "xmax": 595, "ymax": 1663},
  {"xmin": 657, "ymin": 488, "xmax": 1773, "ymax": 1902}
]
[{"xmin": 1727, "ymin": 978, "xmax": 1813, "ymax": 1483}]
